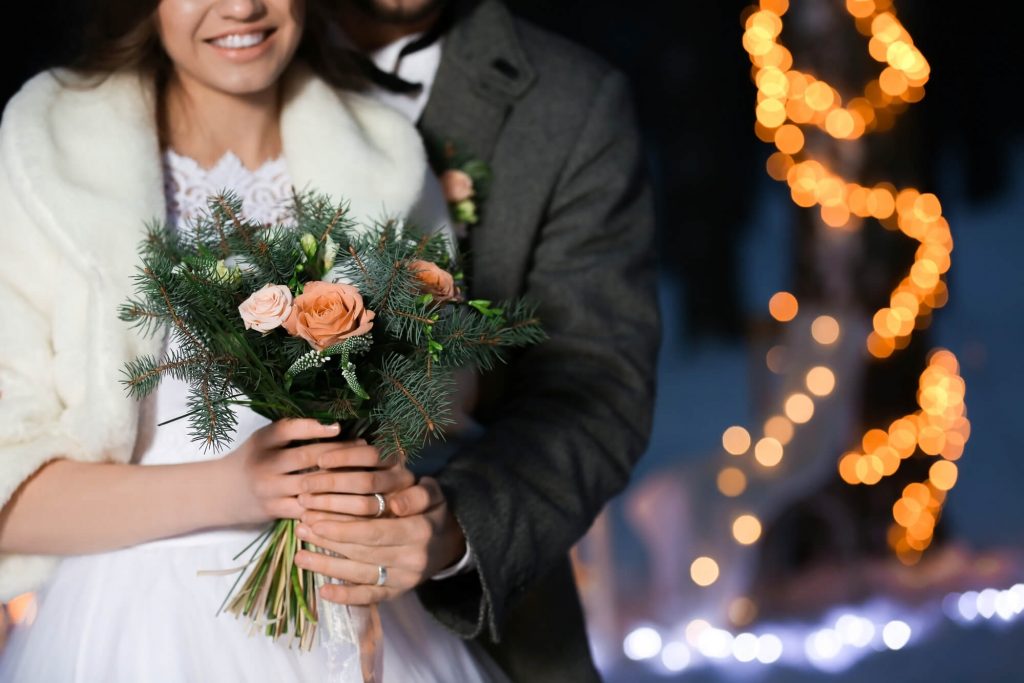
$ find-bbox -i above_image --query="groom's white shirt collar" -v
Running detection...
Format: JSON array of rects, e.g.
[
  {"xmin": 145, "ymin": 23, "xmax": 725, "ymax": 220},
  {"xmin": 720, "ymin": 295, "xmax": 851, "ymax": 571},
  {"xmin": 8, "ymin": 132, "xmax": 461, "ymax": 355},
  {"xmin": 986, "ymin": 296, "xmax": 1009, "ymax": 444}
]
[{"xmin": 334, "ymin": 29, "xmax": 443, "ymax": 124}]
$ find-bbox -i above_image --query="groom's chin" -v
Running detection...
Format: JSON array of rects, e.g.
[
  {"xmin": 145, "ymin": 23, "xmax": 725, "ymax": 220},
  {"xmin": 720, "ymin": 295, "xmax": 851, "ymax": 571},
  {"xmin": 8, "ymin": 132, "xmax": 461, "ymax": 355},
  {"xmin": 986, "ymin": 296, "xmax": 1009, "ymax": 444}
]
[{"xmin": 349, "ymin": 0, "xmax": 448, "ymax": 24}]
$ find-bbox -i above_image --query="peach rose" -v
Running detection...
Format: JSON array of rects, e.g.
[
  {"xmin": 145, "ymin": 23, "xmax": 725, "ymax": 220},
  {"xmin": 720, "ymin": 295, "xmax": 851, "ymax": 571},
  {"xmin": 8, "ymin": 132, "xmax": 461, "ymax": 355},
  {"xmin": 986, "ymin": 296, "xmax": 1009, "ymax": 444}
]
[
  {"xmin": 238, "ymin": 284, "xmax": 293, "ymax": 333},
  {"xmin": 439, "ymin": 169, "xmax": 474, "ymax": 203},
  {"xmin": 409, "ymin": 260, "xmax": 456, "ymax": 301},
  {"xmin": 282, "ymin": 281, "xmax": 375, "ymax": 350}
]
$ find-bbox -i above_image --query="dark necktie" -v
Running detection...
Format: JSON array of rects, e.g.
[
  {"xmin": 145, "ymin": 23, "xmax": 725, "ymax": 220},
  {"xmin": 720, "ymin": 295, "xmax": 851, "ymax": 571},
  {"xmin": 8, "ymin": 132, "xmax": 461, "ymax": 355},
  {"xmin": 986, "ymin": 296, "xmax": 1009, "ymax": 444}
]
[{"xmin": 351, "ymin": 5, "xmax": 455, "ymax": 94}]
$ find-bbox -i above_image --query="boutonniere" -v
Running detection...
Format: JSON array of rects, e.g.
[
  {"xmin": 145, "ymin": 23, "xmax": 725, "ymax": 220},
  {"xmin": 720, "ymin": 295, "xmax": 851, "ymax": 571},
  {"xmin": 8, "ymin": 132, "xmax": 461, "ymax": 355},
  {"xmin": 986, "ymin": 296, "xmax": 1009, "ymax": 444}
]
[{"xmin": 436, "ymin": 141, "xmax": 491, "ymax": 239}]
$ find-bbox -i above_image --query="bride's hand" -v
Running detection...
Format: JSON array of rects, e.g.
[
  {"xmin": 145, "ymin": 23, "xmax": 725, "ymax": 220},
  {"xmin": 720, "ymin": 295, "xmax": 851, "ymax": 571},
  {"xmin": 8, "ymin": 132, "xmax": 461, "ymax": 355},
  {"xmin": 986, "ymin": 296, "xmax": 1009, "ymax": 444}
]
[
  {"xmin": 218, "ymin": 418, "xmax": 352, "ymax": 525},
  {"xmin": 296, "ymin": 442, "xmax": 415, "ymax": 519},
  {"xmin": 293, "ymin": 475, "xmax": 466, "ymax": 604}
]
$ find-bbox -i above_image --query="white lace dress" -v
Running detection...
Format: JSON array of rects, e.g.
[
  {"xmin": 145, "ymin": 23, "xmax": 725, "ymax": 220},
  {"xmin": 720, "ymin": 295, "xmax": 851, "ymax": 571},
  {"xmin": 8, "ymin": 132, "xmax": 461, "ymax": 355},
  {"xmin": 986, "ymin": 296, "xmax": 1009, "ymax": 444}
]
[{"xmin": 0, "ymin": 151, "xmax": 496, "ymax": 683}]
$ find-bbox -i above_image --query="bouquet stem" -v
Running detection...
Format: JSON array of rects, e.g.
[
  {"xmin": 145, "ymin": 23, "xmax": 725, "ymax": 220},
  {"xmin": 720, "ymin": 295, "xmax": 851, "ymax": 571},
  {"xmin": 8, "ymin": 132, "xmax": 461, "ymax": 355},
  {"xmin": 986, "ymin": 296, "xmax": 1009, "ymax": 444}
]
[{"xmin": 227, "ymin": 518, "xmax": 320, "ymax": 650}]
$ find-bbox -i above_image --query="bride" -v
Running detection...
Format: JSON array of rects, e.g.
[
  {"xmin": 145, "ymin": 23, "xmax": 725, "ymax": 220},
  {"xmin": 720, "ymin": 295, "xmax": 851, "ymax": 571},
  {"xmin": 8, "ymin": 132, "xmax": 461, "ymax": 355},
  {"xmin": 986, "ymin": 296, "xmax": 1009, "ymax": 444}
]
[{"xmin": 0, "ymin": 0, "xmax": 499, "ymax": 680}]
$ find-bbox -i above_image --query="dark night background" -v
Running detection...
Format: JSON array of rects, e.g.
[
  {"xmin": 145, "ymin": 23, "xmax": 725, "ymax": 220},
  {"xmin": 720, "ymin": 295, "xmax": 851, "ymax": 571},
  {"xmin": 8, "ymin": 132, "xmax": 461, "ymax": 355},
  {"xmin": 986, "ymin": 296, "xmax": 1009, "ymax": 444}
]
[{"xmin": 2, "ymin": 1, "xmax": 1022, "ymax": 680}]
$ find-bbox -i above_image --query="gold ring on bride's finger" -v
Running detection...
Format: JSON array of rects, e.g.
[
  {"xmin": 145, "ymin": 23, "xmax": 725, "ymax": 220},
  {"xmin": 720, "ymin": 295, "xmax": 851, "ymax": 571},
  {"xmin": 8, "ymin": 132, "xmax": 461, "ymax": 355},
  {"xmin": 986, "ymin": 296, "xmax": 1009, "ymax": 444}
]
[
  {"xmin": 376, "ymin": 565, "xmax": 388, "ymax": 586},
  {"xmin": 372, "ymin": 492, "xmax": 386, "ymax": 518}
]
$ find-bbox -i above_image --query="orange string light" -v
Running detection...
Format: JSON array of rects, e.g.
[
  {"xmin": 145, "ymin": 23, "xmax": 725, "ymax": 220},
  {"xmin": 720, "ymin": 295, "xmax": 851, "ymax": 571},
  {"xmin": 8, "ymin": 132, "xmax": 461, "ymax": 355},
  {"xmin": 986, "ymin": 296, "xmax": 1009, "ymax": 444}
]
[
  {"xmin": 743, "ymin": 0, "xmax": 947, "ymax": 354},
  {"xmin": 735, "ymin": 0, "xmax": 968, "ymax": 567}
]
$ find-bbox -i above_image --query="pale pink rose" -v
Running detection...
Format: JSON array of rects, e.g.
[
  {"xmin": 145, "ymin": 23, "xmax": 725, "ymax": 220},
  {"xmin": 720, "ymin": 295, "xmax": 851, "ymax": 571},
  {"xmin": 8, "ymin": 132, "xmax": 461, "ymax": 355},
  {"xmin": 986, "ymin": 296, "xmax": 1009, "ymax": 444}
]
[
  {"xmin": 282, "ymin": 281, "xmax": 375, "ymax": 350},
  {"xmin": 238, "ymin": 284, "xmax": 294, "ymax": 333},
  {"xmin": 440, "ymin": 169, "xmax": 475, "ymax": 203}
]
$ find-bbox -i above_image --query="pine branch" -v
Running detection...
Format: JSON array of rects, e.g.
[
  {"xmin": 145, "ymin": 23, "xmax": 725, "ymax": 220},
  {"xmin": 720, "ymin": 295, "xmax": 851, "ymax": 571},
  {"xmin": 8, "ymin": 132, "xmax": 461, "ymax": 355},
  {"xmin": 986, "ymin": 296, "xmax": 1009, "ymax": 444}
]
[
  {"xmin": 212, "ymin": 192, "xmax": 256, "ymax": 250},
  {"xmin": 371, "ymin": 354, "xmax": 453, "ymax": 460}
]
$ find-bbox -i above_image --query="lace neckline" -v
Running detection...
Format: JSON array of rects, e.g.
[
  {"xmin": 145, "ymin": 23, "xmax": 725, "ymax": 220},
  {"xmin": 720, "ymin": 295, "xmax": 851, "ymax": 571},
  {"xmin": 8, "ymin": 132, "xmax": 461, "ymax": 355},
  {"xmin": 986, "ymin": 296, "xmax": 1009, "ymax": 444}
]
[
  {"xmin": 162, "ymin": 149, "xmax": 293, "ymax": 228},
  {"xmin": 163, "ymin": 149, "xmax": 287, "ymax": 176}
]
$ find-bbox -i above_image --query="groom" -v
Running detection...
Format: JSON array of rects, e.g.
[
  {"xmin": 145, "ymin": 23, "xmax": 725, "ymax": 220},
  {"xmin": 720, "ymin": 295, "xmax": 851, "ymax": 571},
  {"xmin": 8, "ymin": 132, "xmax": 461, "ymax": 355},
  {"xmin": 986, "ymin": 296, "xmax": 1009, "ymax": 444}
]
[{"xmin": 308, "ymin": 1, "xmax": 659, "ymax": 680}]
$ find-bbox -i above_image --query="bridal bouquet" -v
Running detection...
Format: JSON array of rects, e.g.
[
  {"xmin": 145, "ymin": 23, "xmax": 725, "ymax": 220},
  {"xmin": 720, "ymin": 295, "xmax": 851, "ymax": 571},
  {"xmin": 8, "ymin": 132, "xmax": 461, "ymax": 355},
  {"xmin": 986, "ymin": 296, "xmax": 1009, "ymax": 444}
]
[{"xmin": 118, "ymin": 191, "xmax": 544, "ymax": 649}]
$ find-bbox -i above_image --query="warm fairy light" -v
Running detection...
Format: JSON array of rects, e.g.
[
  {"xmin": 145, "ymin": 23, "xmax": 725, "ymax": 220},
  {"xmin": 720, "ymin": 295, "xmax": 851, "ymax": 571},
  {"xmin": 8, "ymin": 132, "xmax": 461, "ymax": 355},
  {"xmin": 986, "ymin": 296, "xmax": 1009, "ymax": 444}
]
[
  {"xmin": 745, "ymin": 0, "xmax": 965, "ymax": 565},
  {"xmin": 862, "ymin": 428, "xmax": 888, "ymax": 452},
  {"xmin": 855, "ymin": 454, "xmax": 885, "ymax": 485},
  {"xmin": 718, "ymin": 467, "xmax": 748, "ymax": 497},
  {"xmin": 691, "ymin": 556, "xmax": 721, "ymax": 587},
  {"xmin": 929, "ymin": 460, "xmax": 958, "ymax": 491},
  {"xmin": 806, "ymin": 366, "xmax": 836, "ymax": 396},
  {"xmin": 723, "ymin": 426, "xmax": 753, "ymax": 455},
  {"xmin": 766, "ymin": 345, "xmax": 789, "ymax": 373},
  {"xmin": 728, "ymin": 597, "xmax": 758, "ymax": 627},
  {"xmin": 838, "ymin": 452, "xmax": 860, "ymax": 484},
  {"xmin": 768, "ymin": 291, "xmax": 799, "ymax": 322},
  {"xmin": 784, "ymin": 393, "xmax": 815, "ymax": 424},
  {"xmin": 754, "ymin": 437, "xmax": 784, "ymax": 467},
  {"xmin": 841, "ymin": 351, "xmax": 969, "ymax": 556},
  {"xmin": 774, "ymin": 124, "xmax": 805, "ymax": 154},
  {"xmin": 732, "ymin": 514, "xmax": 763, "ymax": 545},
  {"xmin": 764, "ymin": 415, "xmax": 795, "ymax": 445},
  {"xmin": 811, "ymin": 316, "xmax": 841, "ymax": 345},
  {"xmin": 745, "ymin": 0, "xmax": 949, "ymax": 354}
]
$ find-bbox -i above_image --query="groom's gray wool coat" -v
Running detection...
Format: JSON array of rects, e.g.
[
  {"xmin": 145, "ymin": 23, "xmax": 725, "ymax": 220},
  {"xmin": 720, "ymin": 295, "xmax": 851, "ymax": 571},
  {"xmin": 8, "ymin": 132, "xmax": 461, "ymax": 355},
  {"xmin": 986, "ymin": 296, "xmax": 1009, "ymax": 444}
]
[{"xmin": 412, "ymin": 1, "xmax": 661, "ymax": 680}]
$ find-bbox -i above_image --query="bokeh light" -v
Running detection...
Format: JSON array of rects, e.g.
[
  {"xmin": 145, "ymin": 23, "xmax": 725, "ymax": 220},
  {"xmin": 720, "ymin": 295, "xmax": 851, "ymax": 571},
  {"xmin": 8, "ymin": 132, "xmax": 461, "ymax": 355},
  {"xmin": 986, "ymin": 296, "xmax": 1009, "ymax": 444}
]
[
  {"xmin": 769, "ymin": 291, "xmax": 799, "ymax": 322},
  {"xmin": 723, "ymin": 426, "xmax": 752, "ymax": 455},
  {"xmin": 718, "ymin": 467, "xmax": 748, "ymax": 497},
  {"xmin": 732, "ymin": 514, "xmax": 763, "ymax": 545},
  {"xmin": 691, "ymin": 556, "xmax": 721, "ymax": 587},
  {"xmin": 754, "ymin": 437, "xmax": 784, "ymax": 467},
  {"xmin": 811, "ymin": 316, "xmax": 841, "ymax": 345}
]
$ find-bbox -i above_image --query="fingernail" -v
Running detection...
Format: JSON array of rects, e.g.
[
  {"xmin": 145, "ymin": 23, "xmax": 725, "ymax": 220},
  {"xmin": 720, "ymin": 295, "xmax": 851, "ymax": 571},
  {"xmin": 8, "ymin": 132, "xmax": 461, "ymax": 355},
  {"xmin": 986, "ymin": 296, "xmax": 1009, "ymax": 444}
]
[
  {"xmin": 294, "ymin": 551, "xmax": 307, "ymax": 565},
  {"xmin": 323, "ymin": 423, "xmax": 341, "ymax": 434},
  {"xmin": 296, "ymin": 524, "xmax": 310, "ymax": 539}
]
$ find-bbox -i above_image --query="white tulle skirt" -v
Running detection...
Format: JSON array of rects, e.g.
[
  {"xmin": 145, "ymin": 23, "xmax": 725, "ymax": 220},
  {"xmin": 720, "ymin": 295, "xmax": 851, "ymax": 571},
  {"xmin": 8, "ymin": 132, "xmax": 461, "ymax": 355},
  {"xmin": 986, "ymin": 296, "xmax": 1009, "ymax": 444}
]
[{"xmin": 0, "ymin": 527, "xmax": 496, "ymax": 682}]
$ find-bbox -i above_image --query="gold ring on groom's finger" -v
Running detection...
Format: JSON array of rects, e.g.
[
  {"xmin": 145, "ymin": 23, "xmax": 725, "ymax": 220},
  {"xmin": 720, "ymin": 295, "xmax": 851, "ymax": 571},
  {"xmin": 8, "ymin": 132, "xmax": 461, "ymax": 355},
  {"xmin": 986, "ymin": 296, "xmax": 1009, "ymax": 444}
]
[
  {"xmin": 376, "ymin": 565, "xmax": 388, "ymax": 586},
  {"xmin": 372, "ymin": 492, "xmax": 386, "ymax": 518}
]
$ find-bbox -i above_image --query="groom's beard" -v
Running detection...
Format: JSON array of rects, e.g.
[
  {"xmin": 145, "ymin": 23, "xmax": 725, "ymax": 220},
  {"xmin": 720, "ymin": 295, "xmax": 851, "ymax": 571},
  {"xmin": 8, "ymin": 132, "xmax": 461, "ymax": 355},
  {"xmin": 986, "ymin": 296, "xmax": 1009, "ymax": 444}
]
[{"xmin": 349, "ymin": 0, "xmax": 448, "ymax": 24}]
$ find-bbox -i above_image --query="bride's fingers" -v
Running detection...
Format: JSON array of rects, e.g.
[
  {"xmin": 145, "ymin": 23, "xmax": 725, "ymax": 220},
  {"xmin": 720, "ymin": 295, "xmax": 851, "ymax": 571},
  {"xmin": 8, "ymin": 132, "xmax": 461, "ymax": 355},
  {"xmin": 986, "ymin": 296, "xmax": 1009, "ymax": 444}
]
[
  {"xmin": 275, "ymin": 440, "xmax": 363, "ymax": 474},
  {"xmin": 265, "ymin": 496, "xmax": 305, "ymax": 521},
  {"xmin": 262, "ymin": 418, "xmax": 341, "ymax": 448},
  {"xmin": 302, "ymin": 466, "xmax": 415, "ymax": 496},
  {"xmin": 299, "ymin": 510, "xmax": 364, "ymax": 526},
  {"xmin": 316, "ymin": 443, "xmax": 396, "ymax": 470},
  {"xmin": 298, "ymin": 492, "xmax": 385, "ymax": 517}
]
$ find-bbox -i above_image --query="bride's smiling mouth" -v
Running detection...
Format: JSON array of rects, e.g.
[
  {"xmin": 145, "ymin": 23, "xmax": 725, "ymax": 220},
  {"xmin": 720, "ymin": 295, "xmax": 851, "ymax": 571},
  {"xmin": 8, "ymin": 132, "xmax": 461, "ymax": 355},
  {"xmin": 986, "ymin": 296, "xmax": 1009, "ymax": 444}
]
[{"xmin": 205, "ymin": 28, "xmax": 277, "ymax": 57}]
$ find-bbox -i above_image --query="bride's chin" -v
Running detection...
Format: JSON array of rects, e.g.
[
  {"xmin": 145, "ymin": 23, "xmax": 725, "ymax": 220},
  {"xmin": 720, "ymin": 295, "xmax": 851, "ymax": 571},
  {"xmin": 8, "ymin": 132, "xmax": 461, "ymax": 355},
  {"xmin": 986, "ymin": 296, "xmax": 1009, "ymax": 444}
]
[{"xmin": 192, "ymin": 68, "xmax": 288, "ymax": 99}]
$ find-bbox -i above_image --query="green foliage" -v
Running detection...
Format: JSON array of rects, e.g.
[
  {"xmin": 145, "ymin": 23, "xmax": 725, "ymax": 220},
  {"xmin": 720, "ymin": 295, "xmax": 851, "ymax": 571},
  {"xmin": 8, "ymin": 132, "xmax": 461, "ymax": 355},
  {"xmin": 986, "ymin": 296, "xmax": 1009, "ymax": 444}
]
[
  {"xmin": 371, "ymin": 354, "xmax": 455, "ymax": 460},
  {"xmin": 120, "ymin": 189, "xmax": 544, "ymax": 454},
  {"xmin": 120, "ymin": 188, "xmax": 546, "ymax": 646}
]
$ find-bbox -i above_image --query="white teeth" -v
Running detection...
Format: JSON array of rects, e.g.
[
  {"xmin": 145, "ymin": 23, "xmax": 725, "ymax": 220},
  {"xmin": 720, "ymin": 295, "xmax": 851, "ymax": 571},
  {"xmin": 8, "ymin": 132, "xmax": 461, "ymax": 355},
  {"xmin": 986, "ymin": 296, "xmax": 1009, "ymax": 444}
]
[{"xmin": 210, "ymin": 31, "xmax": 268, "ymax": 49}]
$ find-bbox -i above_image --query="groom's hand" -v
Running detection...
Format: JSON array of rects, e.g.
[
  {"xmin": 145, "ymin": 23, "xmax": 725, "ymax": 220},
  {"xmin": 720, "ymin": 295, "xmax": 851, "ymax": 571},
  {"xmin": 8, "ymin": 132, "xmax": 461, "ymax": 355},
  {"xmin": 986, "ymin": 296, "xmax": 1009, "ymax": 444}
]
[{"xmin": 293, "ymin": 476, "xmax": 467, "ymax": 605}]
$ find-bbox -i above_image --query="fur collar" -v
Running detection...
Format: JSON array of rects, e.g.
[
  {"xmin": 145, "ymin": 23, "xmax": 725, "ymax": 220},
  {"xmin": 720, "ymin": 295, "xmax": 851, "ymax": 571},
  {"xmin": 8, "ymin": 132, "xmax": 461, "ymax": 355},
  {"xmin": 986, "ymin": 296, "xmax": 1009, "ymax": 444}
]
[
  {"xmin": 0, "ymin": 64, "xmax": 426, "ymax": 300},
  {"xmin": 0, "ymin": 65, "xmax": 429, "ymax": 461}
]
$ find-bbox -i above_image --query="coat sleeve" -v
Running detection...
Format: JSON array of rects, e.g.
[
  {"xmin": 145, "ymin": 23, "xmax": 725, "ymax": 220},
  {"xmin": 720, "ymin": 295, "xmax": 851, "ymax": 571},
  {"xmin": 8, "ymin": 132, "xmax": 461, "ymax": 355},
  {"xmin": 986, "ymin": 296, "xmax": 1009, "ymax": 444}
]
[
  {"xmin": 0, "ymin": 160, "xmax": 88, "ymax": 599},
  {"xmin": 416, "ymin": 69, "xmax": 660, "ymax": 641}
]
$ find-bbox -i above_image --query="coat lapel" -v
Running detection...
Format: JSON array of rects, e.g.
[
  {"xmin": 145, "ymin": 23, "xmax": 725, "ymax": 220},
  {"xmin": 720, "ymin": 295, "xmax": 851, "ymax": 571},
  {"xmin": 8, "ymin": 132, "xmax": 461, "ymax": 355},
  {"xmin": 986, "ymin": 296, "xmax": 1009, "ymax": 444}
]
[
  {"xmin": 419, "ymin": 0, "xmax": 535, "ymax": 162},
  {"xmin": 417, "ymin": 0, "xmax": 537, "ymax": 288}
]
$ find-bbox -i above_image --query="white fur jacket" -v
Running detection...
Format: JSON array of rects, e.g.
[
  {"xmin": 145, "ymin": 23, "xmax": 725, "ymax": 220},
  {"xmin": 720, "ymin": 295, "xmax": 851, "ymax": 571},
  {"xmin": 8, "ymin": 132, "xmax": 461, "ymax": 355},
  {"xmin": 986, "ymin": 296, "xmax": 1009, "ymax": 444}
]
[{"xmin": 0, "ymin": 66, "xmax": 438, "ymax": 599}]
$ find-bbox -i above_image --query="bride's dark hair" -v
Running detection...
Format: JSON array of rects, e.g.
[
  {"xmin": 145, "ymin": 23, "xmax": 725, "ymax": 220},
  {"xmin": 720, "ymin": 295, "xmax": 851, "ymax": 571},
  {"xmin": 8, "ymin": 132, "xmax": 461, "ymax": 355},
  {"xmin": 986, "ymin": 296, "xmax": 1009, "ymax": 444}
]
[{"xmin": 71, "ymin": 0, "xmax": 366, "ymax": 90}]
